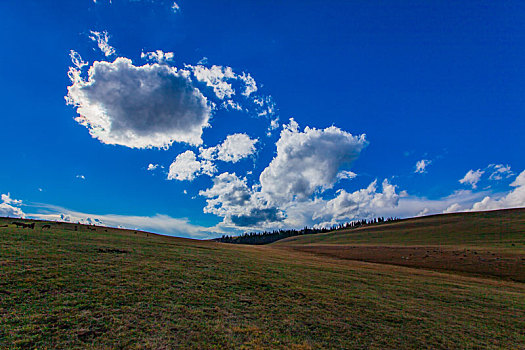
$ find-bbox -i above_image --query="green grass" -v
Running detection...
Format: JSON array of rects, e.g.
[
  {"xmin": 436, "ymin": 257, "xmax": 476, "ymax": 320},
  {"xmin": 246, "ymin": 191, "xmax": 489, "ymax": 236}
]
[
  {"xmin": 1, "ymin": 216, "xmax": 524, "ymax": 349},
  {"xmin": 276, "ymin": 208, "xmax": 525, "ymax": 250}
]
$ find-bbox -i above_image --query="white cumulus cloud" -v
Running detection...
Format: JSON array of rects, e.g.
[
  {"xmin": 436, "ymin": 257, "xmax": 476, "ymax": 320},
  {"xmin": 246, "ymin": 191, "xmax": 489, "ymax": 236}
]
[
  {"xmin": 167, "ymin": 150, "xmax": 216, "ymax": 181},
  {"xmin": 0, "ymin": 193, "xmax": 25, "ymax": 218},
  {"xmin": 147, "ymin": 163, "xmax": 158, "ymax": 171},
  {"xmin": 141, "ymin": 50, "xmax": 174, "ymax": 64},
  {"xmin": 312, "ymin": 179, "xmax": 399, "ymax": 226},
  {"xmin": 191, "ymin": 65, "xmax": 236, "ymax": 100},
  {"xmin": 198, "ymin": 119, "xmax": 368, "ymax": 229},
  {"xmin": 200, "ymin": 133, "xmax": 258, "ymax": 163},
  {"xmin": 199, "ymin": 172, "xmax": 283, "ymax": 227},
  {"xmin": 66, "ymin": 57, "xmax": 211, "ymax": 148},
  {"xmin": 259, "ymin": 119, "xmax": 367, "ymax": 202},
  {"xmin": 443, "ymin": 203, "xmax": 462, "ymax": 213},
  {"xmin": 471, "ymin": 170, "xmax": 525, "ymax": 211},
  {"xmin": 459, "ymin": 169, "xmax": 484, "ymax": 189}
]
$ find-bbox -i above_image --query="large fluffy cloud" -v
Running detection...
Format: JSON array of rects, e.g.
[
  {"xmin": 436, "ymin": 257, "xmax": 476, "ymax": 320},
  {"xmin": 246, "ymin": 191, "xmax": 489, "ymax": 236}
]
[
  {"xmin": 259, "ymin": 119, "xmax": 367, "ymax": 202},
  {"xmin": 198, "ymin": 120, "xmax": 369, "ymax": 229},
  {"xmin": 200, "ymin": 133, "xmax": 258, "ymax": 163},
  {"xmin": 0, "ymin": 193, "xmax": 25, "ymax": 218},
  {"xmin": 199, "ymin": 172, "xmax": 283, "ymax": 227},
  {"xmin": 66, "ymin": 57, "xmax": 211, "ymax": 148}
]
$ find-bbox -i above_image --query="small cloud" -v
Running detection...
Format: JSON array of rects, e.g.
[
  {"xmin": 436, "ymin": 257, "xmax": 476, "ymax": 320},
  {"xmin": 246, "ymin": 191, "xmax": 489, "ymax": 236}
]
[
  {"xmin": 267, "ymin": 117, "xmax": 280, "ymax": 135},
  {"xmin": 141, "ymin": 50, "xmax": 174, "ymax": 64},
  {"xmin": 171, "ymin": 2, "xmax": 180, "ymax": 13},
  {"xmin": 38, "ymin": 188, "xmax": 43, "ymax": 192},
  {"xmin": 167, "ymin": 150, "xmax": 216, "ymax": 181},
  {"xmin": 239, "ymin": 72, "xmax": 257, "ymax": 97},
  {"xmin": 147, "ymin": 164, "xmax": 158, "ymax": 171},
  {"xmin": 443, "ymin": 203, "xmax": 461, "ymax": 213},
  {"xmin": 76, "ymin": 175, "xmax": 86, "ymax": 180},
  {"xmin": 89, "ymin": 30, "xmax": 116, "ymax": 57},
  {"xmin": 459, "ymin": 169, "xmax": 484, "ymax": 189},
  {"xmin": 221, "ymin": 100, "xmax": 243, "ymax": 111},
  {"xmin": 188, "ymin": 64, "xmax": 262, "ymax": 103},
  {"xmin": 336, "ymin": 170, "xmax": 357, "ymax": 181},
  {"xmin": 269, "ymin": 118, "xmax": 279, "ymax": 130},
  {"xmin": 197, "ymin": 57, "xmax": 208, "ymax": 65},
  {"xmin": 254, "ymin": 96, "xmax": 276, "ymax": 117},
  {"xmin": 488, "ymin": 164, "xmax": 513, "ymax": 181},
  {"xmin": 415, "ymin": 159, "xmax": 431, "ymax": 174},
  {"xmin": 416, "ymin": 207, "xmax": 430, "ymax": 217},
  {"xmin": 190, "ymin": 65, "xmax": 236, "ymax": 100},
  {"xmin": 200, "ymin": 133, "xmax": 258, "ymax": 163}
]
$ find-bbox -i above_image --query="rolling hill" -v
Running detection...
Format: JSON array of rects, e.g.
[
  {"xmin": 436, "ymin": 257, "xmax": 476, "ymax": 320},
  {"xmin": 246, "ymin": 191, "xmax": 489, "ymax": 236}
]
[
  {"xmin": 1, "ymin": 211, "xmax": 524, "ymax": 349},
  {"xmin": 273, "ymin": 208, "xmax": 525, "ymax": 282},
  {"xmin": 276, "ymin": 208, "xmax": 525, "ymax": 247}
]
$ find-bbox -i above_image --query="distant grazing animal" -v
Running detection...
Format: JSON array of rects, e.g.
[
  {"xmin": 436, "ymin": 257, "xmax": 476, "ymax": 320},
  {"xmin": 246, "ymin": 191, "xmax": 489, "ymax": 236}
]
[
  {"xmin": 42, "ymin": 224, "xmax": 51, "ymax": 230},
  {"xmin": 12, "ymin": 222, "xmax": 35, "ymax": 229},
  {"xmin": 0, "ymin": 224, "xmax": 8, "ymax": 228}
]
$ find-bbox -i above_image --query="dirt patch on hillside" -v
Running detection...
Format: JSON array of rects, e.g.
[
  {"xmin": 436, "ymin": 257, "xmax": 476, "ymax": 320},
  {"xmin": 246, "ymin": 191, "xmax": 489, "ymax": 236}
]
[{"xmin": 287, "ymin": 245, "xmax": 525, "ymax": 282}]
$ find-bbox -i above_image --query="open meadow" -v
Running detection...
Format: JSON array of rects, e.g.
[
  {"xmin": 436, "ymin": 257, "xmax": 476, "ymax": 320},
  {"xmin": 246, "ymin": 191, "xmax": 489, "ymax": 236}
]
[
  {"xmin": 1, "ymin": 211, "xmax": 525, "ymax": 349},
  {"xmin": 276, "ymin": 209, "xmax": 525, "ymax": 282}
]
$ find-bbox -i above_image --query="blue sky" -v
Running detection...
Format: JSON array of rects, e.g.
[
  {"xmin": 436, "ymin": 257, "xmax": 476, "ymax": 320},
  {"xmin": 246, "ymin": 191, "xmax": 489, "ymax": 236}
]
[{"xmin": 1, "ymin": 0, "xmax": 524, "ymax": 238}]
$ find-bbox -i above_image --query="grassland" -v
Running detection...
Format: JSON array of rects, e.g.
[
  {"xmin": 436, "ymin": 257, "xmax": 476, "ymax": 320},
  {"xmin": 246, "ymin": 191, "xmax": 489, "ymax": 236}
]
[
  {"xmin": 275, "ymin": 209, "xmax": 525, "ymax": 282},
  {"xmin": 1, "ymin": 212, "xmax": 525, "ymax": 349},
  {"xmin": 276, "ymin": 209, "xmax": 525, "ymax": 248}
]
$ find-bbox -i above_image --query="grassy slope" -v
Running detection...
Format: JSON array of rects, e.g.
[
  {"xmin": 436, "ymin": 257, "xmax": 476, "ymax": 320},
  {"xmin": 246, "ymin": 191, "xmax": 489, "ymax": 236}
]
[
  {"xmin": 275, "ymin": 208, "xmax": 525, "ymax": 249},
  {"xmin": 274, "ymin": 208, "xmax": 525, "ymax": 282},
  {"xmin": 1, "ymin": 217, "xmax": 524, "ymax": 349}
]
